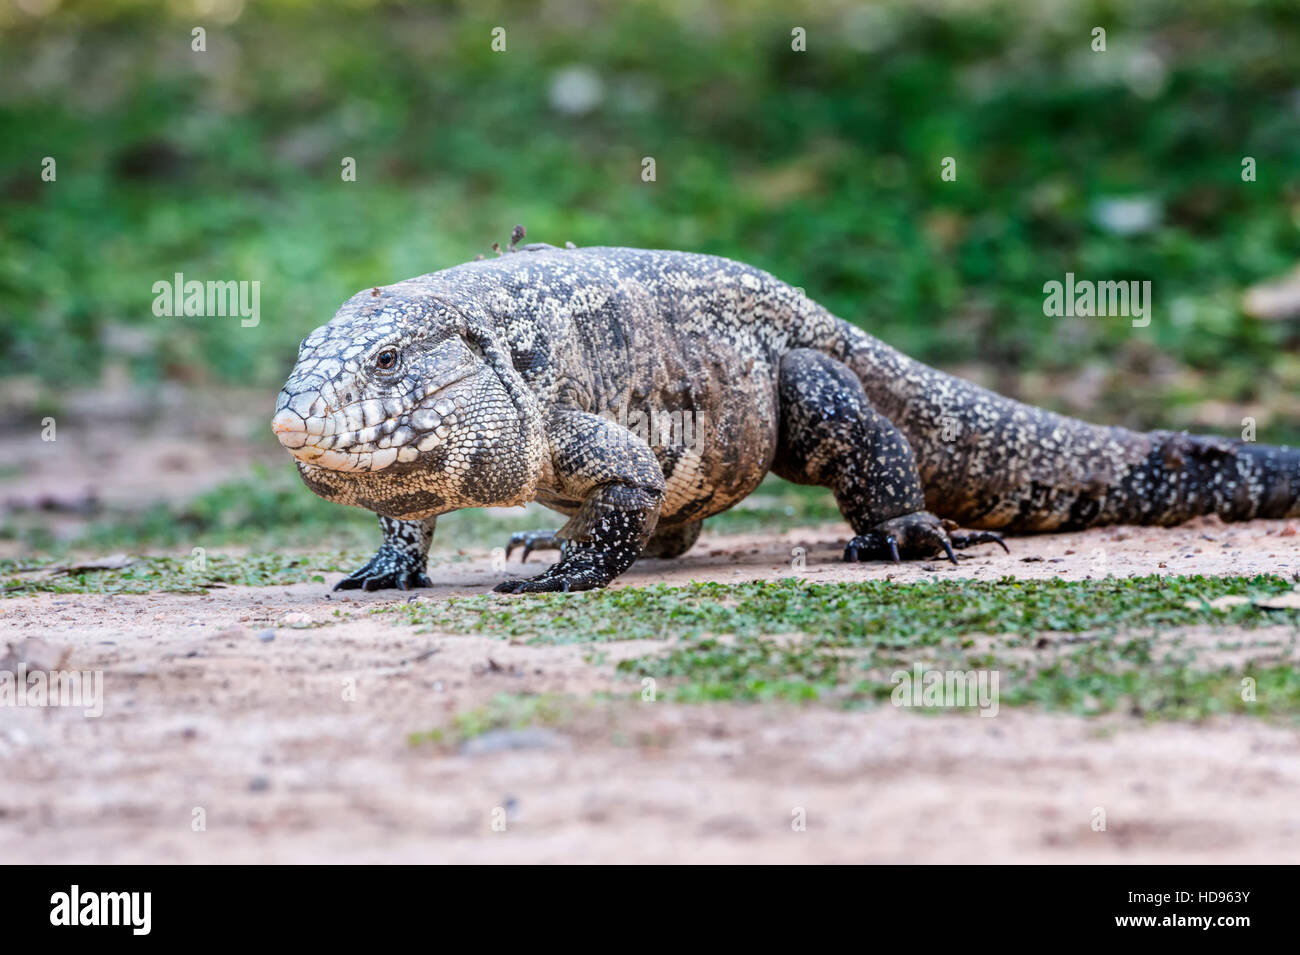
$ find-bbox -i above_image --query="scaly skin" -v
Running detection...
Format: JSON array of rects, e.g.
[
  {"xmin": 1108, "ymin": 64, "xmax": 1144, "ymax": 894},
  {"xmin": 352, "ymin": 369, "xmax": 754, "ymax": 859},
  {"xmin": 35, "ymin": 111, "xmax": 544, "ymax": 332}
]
[{"xmin": 273, "ymin": 232, "xmax": 1300, "ymax": 592}]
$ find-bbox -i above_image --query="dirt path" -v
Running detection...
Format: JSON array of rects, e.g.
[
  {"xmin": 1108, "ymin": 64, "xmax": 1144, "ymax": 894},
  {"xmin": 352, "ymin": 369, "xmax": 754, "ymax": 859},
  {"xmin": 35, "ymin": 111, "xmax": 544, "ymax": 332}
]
[{"xmin": 2, "ymin": 518, "xmax": 1300, "ymax": 864}]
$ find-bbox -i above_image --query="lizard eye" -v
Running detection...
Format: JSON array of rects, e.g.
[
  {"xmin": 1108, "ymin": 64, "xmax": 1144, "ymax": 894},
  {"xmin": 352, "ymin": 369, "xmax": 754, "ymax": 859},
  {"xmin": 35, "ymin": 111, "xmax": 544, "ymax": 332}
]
[{"xmin": 375, "ymin": 348, "xmax": 400, "ymax": 370}]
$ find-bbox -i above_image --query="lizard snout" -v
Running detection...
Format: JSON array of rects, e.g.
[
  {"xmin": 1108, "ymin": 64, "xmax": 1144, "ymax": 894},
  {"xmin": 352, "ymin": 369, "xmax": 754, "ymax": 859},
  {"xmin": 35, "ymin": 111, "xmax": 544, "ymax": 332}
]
[{"xmin": 272, "ymin": 409, "xmax": 311, "ymax": 449}]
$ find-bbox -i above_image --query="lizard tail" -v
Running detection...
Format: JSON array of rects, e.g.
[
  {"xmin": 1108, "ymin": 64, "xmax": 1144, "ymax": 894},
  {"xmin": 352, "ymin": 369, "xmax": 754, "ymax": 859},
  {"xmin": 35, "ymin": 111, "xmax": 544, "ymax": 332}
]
[{"xmin": 830, "ymin": 322, "xmax": 1300, "ymax": 532}]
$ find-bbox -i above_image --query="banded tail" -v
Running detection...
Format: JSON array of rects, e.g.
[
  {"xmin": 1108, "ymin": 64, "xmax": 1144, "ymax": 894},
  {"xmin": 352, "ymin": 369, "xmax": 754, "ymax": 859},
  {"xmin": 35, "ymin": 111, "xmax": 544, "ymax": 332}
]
[{"xmin": 827, "ymin": 321, "xmax": 1300, "ymax": 532}]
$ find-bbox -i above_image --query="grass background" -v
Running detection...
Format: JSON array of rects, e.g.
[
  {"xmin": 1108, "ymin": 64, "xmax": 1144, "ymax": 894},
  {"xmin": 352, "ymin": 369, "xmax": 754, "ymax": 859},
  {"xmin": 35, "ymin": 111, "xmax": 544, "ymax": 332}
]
[
  {"xmin": 4, "ymin": 0, "xmax": 1300, "ymax": 556},
  {"xmin": 4, "ymin": 0, "xmax": 1300, "ymax": 435}
]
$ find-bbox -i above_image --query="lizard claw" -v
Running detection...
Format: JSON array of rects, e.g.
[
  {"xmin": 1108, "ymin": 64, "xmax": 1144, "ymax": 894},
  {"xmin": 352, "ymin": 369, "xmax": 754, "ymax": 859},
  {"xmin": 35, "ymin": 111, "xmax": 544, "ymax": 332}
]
[
  {"xmin": 950, "ymin": 530, "xmax": 1010, "ymax": 554},
  {"xmin": 505, "ymin": 529, "xmax": 563, "ymax": 563},
  {"xmin": 493, "ymin": 552, "xmax": 614, "ymax": 594},
  {"xmin": 335, "ymin": 550, "xmax": 432, "ymax": 592},
  {"xmin": 843, "ymin": 512, "xmax": 968, "ymax": 564},
  {"xmin": 844, "ymin": 513, "xmax": 1009, "ymax": 564},
  {"xmin": 493, "ymin": 574, "xmax": 584, "ymax": 594},
  {"xmin": 843, "ymin": 531, "xmax": 902, "ymax": 562}
]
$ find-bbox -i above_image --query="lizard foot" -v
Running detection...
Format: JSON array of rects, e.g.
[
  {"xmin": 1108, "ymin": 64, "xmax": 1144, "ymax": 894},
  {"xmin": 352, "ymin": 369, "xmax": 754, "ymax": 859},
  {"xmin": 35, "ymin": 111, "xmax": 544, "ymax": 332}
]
[
  {"xmin": 843, "ymin": 512, "xmax": 962, "ymax": 565},
  {"xmin": 493, "ymin": 554, "xmax": 613, "ymax": 594},
  {"xmin": 334, "ymin": 548, "xmax": 432, "ymax": 592},
  {"xmin": 505, "ymin": 529, "xmax": 564, "ymax": 562}
]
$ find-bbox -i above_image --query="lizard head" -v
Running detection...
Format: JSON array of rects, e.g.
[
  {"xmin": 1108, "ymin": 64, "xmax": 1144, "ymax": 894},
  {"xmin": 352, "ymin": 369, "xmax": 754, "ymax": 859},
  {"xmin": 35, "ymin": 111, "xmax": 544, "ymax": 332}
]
[{"xmin": 271, "ymin": 284, "xmax": 545, "ymax": 517}]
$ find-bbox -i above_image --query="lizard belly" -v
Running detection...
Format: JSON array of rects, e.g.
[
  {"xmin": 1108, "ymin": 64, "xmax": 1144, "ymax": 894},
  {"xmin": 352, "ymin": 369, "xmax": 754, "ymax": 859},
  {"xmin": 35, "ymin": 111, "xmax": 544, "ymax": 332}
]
[{"xmin": 652, "ymin": 364, "xmax": 779, "ymax": 524}]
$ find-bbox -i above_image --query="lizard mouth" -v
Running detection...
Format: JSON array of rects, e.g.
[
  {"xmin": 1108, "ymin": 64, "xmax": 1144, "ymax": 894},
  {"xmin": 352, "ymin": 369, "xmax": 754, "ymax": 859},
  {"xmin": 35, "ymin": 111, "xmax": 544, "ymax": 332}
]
[
  {"xmin": 274, "ymin": 419, "xmax": 404, "ymax": 472},
  {"xmin": 273, "ymin": 411, "xmax": 406, "ymax": 473},
  {"xmin": 272, "ymin": 371, "xmax": 475, "ymax": 473}
]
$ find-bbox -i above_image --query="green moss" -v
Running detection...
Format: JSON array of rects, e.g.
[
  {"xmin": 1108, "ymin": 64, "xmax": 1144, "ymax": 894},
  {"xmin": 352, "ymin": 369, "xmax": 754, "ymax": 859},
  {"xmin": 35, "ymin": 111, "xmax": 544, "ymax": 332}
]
[
  {"xmin": 408, "ymin": 692, "xmax": 577, "ymax": 747},
  {"xmin": 382, "ymin": 575, "xmax": 1300, "ymax": 718},
  {"xmin": 0, "ymin": 551, "xmax": 360, "ymax": 596}
]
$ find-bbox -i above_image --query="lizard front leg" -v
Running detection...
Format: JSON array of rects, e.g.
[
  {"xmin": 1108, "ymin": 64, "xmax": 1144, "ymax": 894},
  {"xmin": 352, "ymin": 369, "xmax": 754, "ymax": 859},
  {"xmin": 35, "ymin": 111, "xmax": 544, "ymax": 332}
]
[
  {"xmin": 494, "ymin": 411, "xmax": 664, "ymax": 593},
  {"xmin": 335, "ymin": 515, "xmax": 437, "ymax": 591}
]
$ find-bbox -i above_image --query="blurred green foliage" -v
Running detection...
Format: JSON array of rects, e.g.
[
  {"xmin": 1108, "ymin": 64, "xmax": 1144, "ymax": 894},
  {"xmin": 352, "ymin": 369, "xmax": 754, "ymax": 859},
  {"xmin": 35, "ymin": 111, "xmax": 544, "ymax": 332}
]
[
  {"xmin": 0, "ymin": 466, "xmax": 842, "ymax": 553},
  {"xmin": 3, "ymin": 0, "xmax": 1300, "ymax": 434}
]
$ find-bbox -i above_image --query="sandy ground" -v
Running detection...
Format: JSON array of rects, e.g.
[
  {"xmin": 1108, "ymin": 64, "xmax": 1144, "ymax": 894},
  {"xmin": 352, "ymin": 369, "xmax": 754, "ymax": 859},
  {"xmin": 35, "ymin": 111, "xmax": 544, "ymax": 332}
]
[
  {"xmin": 3, "ymin": 517, "xmax": 1300, "ymax": 864},
  {"xmin": 0, "ymin": 384, "xmax": 281, "ymax": 547},
  {"xmin": 4, "ymin": 388, "xmax": 1300, "ymax": 862}
]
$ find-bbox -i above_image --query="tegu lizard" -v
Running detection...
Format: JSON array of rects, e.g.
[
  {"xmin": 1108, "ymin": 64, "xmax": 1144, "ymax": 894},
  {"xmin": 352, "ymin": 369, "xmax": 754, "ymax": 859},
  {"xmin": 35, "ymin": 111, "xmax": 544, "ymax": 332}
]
[{"xmin": 273, "ymin": 232, "xmax": 1300, "ymax": 593}]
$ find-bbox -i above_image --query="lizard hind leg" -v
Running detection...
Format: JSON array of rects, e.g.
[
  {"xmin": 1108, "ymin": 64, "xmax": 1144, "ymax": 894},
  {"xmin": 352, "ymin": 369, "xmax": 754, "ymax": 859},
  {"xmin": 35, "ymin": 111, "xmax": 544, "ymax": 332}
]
[{"xmin": 773, "ymin": 349, "xmax": 1006, "ymax": 564}]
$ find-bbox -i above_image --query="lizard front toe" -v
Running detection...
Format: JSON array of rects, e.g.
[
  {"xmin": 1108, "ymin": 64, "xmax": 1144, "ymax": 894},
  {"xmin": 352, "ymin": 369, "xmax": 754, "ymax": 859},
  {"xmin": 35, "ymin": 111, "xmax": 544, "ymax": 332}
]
[{"xmin": 845, "ymin": 512, "xmax": 959, "ymax": 564}]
